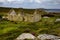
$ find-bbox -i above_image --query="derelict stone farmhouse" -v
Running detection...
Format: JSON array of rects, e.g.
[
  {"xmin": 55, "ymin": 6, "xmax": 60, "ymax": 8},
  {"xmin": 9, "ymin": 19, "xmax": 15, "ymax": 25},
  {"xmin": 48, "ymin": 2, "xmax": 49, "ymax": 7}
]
[{"xmin": 3, "ymin": 8, "xmax": 45, "ymax": 22}]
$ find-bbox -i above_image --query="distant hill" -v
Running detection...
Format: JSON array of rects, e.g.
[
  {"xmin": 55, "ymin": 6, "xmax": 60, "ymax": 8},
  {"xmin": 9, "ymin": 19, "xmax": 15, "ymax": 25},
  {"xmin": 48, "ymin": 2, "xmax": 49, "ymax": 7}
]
[
  {"xmin": 0, "ymin": 7, "xmax": 60, "ymax": 16},
  {"xmin": 0, "ymin": 7, "xmax": 45, "ymax": 14}
]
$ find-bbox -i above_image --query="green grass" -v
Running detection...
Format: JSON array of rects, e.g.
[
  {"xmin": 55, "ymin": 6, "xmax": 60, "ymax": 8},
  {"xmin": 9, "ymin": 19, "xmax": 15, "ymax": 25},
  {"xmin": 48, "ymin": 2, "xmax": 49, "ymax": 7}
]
[{"xmin": 0, "ymin": 17, "xmax": 60, "ymax": 40}]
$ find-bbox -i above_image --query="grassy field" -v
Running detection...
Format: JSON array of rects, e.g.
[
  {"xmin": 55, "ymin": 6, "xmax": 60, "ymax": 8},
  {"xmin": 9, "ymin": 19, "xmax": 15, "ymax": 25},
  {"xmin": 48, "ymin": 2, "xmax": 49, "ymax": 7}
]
[
  {"xmin": 0, "ymin": 7, "xmax": 60, "ymax": 40},
  {"xmin": 0, "ymin": 17, "xmax": 60, "ymax": 40}
]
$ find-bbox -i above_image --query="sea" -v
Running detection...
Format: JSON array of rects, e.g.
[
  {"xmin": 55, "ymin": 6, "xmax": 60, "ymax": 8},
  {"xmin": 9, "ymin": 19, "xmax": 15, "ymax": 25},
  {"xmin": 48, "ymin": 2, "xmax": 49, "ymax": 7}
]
[{"xmin": 44, "ymin": 9, "xmax": 60, "ymax": 12}]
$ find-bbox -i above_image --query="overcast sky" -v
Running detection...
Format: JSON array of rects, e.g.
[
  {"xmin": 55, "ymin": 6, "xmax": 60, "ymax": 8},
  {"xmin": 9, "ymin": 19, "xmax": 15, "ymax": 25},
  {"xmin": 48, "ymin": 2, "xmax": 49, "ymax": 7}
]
[{"xmin": 0, "ymin": 0, "xmax": 60, "ymax": 9}]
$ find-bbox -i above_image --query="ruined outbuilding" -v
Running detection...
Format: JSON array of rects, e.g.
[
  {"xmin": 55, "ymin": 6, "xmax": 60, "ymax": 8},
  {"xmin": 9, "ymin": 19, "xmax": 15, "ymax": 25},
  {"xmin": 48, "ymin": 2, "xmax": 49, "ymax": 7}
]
[{"xmin": 3, "ymin": 8, "xmax": 46, "ymax": 22}]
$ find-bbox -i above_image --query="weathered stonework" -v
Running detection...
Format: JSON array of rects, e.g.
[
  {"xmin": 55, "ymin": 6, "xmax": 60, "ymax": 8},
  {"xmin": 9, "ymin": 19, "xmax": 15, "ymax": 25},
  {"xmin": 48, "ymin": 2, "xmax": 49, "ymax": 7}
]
[
  {"xmin": 17, "ymin": 13, "xmax": 23, "ymax": 21},
  {"xmin": 6, "ymin": 9, "xmax": 42, "ymax": 22}
]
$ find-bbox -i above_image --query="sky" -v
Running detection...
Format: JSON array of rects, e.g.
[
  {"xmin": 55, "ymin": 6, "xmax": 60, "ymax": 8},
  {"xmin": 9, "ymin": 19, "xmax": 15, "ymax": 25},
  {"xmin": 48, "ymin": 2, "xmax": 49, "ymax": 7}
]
[{"xmin": 0, "ymin": 0, "xmax": 60, "ymax": 9}]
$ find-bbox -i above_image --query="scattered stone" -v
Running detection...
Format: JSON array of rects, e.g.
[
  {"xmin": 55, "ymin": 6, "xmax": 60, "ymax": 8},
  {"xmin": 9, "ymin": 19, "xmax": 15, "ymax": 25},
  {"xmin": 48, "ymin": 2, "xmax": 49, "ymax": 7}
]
[
  {"xmin": 55, "ymin": 18, "xmax": 60, "ymax": 22},
  {"xmin": 43, "ymin": 16, "xmax": 49, "ymax": 18},
  {"xmin": 16, "ymin": 33, "xmax": 36, "ymax": 40},
  {"xmin": 37, "ymin": 34, "xmax": 60, "ymax": 40}
]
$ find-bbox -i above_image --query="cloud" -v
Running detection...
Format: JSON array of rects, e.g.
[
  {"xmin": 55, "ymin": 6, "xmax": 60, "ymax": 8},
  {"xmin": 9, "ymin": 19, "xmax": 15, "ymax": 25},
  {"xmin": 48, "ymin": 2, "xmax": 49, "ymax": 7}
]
[
  {"xmin": 34, "ymin": 0, "xmax": 60, "ymax": 5},
  {"xmin": 0, "ymin": 0, "xmax": 51, "ymax": 3},
  {"xmin": 0, "ymin": 0, "xmax": 60, "ymax": 4},
  {"xmin": 52, "ymin": 0, "xmax": 60, "ymax": 5},
  {"xmin": 35, "ymin": 0, "xmax": 42, "ymax": 3},
  {"xmin": 7, "ymin": 0, "xmax": 24, "ymax": 2},
  {"xmin": 0, "ymin": 0, "xmax": 60, "ymax": 9},
  {"xmin": 34, "ymin": 0, "xmax": 52, "ymax": 3},
  {"xmin": 25, "ymin": 0, "xmax": 33, "ymax": 3},
  {"xmin": 0, "ymin": 0, "xmax": 6, "ymax": 2},
  {"xmin": 7, "ymin": 0, "xmax": 15, "ymax": 2},
  {"xmin": 7, "ymin": 0, "xmax": 24, "ymax": 3}
]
